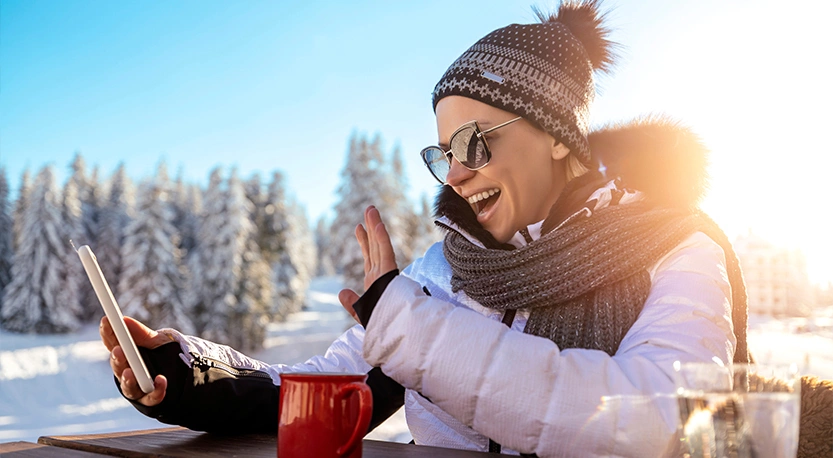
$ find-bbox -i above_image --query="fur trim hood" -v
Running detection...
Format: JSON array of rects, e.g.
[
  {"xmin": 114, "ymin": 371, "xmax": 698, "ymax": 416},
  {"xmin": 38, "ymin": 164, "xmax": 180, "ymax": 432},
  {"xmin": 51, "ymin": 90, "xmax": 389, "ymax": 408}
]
[
  {"xmin": 589, "ymin": 115, "xmax": 709, "ymax": 210},
  {"xmin": 434, "ymin": 116, "xmax": 710, "ymax": 246}
]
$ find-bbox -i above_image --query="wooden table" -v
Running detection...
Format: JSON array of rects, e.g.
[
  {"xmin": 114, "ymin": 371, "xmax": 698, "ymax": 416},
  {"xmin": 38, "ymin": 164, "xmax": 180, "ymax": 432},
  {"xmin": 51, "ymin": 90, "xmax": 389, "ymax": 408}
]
[
  {"xmin": 36, "ymin": 427, "xmax": 499, "ymax": 457},
  {"xmin": 0, "ymin": 440, "xmax": 108, "ymax": 457}
]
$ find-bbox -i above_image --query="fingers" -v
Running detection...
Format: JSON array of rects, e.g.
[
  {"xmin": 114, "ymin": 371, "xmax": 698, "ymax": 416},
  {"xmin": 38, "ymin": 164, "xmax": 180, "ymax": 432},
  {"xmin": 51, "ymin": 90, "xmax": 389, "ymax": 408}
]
[
  {"xmin": 120, "ymin": 367, "xmax": 167, "ymax": 407},
  {"xmin": 140, "ymin": 375, "xmax": 167, "ymax": 407},
  {"xmin": 101, "ymin": 316, "xmax": 169, "ymax": 354},
  {"xmin": 123, "ymin": 316, "xmax": 168, "ymax": 349},
  {"xmin": 105, "ymin": 315, "xmax": 172, "ymax": 406},
  {"xmin": 373, "ymin": 220, "xmax": 397, "ymax": 272},
  {"xmin": 120, "ymin": 367, "xmax": 144, "ymax": 401},
  {"xmin": 357, "ymin": 205, "xmax": 398, "ymax": 291},
  {"xmin": 100, "ymin": 316, "xmax": 118, "ymax": 351},
  {"xmin": 338, "ymin": 289, "xmax": 361, "ymax": 323},
  {"xmin": 110, "ymin": 345, "xmax": 129, "ymax": 380},
  {"xmin": 365, "ymin": 206, "xmax": 396, "ymax": 273},
  {"xmin": 355, "ymin": 224, "xmax": 370, "ymax": 275},
  {"xmin": 364, "ymin": 206, "xmax": 380, "ymax": 267}
]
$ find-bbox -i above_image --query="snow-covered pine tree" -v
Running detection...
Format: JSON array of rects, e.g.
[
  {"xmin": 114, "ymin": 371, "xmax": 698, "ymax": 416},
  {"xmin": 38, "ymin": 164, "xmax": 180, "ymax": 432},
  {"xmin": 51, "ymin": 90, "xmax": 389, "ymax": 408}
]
[
  {"xmin": 62, "ymin": 174, "xmax": 95, "ymax": 321},
  {"xmin": 12, "ymin": 169, "xmax": 31, "ymax": 251},
  {"xmin": 68, "ymin": 153, "xmax": 102, "ymax": 246},
  {"xmin": 411, "ymin": 193, "xmax": 442, "ymax": 259},
  {"xmin": 191, "ymin": 168, "xmax": 267, "ymax": 349},
  {"xmin": 230, "ymin": 236, "xmax": 273, "ymax": 351},
  {"xmin": 0, "ymin": 168, "xmax": 13, "ymax": 312},
  {"xmin": 168, "ymin": 172, "xmax": 200, "ymax": 326},
  {"xmin": 229, "ymin": 170, "xmax": 271, "ymax": 348},
  {"xmin": 331, "ymin": 132, "xmax": 394, "ymax": 293},
  {"xmin": 258, "ymin": 171, "xmax": 289, "ymax": 266},
  {"xmin": 244, "ymin": 173, "xmax": 266, "ymax": 247},
  {"xmin": 314, "ymin": 216, "xmax": 335, "ymax": 277},
  {"xmin": 96, "ymin": 164, "xmax": 135, "ymax": 297},
  {"xmin": 67, "ymin": 154, "xmax": 89, "ymax": 232},
  {"xmin": 87, "ymin": 165, "xmax": 106, "ymax": 239},
  {"xmin": 272, "ymin": 199, "xmax": 316, "ymax": 320},
  {"xmin": 118, "ymin": 167, "xmax": 194, "ymax": 333},
  {"xmin": 380, "ymin": 142, "xmax": 417, "ymax": 266},
  {"xmin": 182, "ymin": 183, "xmax": 202, "ymax": 258},
  {"xmin": 287, "ymin": 200, "xmax": 316, "ymax": 309},
  {"xmin": 259, "ymin": 171, "xmax": 294, "ymax": 319},
  {"xmin": 170, "ymin": 171, "xmax": 201, "ymax": 261},
  {"xmin": 1, "ymin": 167, "xmax": 81, "ymax": 333},
  {"xmin": 170, "ymin": 170, "xmax": 187, "ymax": 257},
  {"xmin": 187, "ymin": 171, "xmax": 221, "ymax": 335},
  {"xmin": 271, "ymin": 253, "xmax": 297, "ymax": 322}
]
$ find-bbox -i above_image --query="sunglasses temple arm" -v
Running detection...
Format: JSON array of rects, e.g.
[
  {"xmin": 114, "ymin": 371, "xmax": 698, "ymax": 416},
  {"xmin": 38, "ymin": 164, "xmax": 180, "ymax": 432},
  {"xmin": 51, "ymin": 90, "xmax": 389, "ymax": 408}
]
[{"xmin": 479, "ymin": 116, "xmax": 523, "ymax": 135}]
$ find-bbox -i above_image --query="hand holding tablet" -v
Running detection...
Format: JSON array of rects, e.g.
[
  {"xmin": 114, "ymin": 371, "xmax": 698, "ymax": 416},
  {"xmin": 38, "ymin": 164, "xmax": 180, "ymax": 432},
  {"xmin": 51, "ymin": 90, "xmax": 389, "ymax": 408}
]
[{"xmin": 76, "ymin": 244, "xmax": 155, "ymax": 394}]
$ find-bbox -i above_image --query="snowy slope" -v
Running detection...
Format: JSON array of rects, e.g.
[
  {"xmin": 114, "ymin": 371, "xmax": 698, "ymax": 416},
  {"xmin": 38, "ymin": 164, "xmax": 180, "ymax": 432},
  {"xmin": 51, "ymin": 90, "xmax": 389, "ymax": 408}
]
[
  {"xmin": 747, "ymin": 310, "xmax": 833, "ymax": 378},
  {"xmin": 2, "ymin": 278, "xmax": 831, "ymax": 444}
]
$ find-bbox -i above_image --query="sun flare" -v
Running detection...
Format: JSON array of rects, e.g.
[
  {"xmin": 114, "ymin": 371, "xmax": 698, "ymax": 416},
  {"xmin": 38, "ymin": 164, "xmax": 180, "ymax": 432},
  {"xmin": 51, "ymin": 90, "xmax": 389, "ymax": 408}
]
[{"xmin": 635, "ymin": 3, "xmax": 833, "ymax": 285}]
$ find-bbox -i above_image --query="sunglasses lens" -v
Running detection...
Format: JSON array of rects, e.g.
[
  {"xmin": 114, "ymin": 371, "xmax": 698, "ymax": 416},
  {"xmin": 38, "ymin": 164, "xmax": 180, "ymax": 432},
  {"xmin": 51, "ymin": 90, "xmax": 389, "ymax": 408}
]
[
  {"xmin": 450, "ymin": 127, "xmax": 488, "ymax": 169},
  {"xmin": 422, "ymin": 147, "xmax": 451, "ymax": 183}
]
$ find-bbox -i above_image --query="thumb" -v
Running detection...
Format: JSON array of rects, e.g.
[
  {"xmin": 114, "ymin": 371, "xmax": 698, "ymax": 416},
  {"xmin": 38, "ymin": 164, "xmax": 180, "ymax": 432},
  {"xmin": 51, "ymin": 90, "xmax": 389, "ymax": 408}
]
[
  {"xmin": 123, "ymin": 316, "xmax": 171, "ymax": 349},
  {"xmin": 338, "ymin": 289, "xmax": 361, "ymax": 323}
]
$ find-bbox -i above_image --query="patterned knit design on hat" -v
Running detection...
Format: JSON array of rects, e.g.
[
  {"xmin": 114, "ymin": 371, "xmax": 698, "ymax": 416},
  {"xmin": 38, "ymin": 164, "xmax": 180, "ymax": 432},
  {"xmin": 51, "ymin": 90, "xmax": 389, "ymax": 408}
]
[{"xmin": 432, "ymin": 1, "xmax": 616, "ymax": 165}]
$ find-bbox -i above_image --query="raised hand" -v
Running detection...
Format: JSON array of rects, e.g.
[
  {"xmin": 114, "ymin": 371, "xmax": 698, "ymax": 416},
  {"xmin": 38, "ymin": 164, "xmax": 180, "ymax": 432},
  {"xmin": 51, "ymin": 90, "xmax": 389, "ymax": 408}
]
[
  {"xmin": 338, "ymin": 205, "xmax": 398, "ymax": 320},
  {"xmin": 100, "ymin": 316, "xmax": 171, "ymax": 407}
]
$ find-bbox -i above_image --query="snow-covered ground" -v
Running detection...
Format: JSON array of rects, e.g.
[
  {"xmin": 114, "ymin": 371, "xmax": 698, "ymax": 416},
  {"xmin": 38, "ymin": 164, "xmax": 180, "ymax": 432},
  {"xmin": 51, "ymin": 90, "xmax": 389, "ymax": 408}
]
[
  {"xmin": 747, "ymin": 309, "xmax": 833, "ymax": 377},
  {"xmin": 1, "ymin": 277, "xmax": 831, "ymax": 444}
]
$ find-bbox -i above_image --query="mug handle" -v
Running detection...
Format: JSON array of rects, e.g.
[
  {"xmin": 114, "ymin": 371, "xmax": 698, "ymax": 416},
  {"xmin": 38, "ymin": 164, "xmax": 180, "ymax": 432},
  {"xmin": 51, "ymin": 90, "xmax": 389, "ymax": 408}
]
[{"xmin": 335, "ymin": 381, "xmax": 373, "ymax": 456}]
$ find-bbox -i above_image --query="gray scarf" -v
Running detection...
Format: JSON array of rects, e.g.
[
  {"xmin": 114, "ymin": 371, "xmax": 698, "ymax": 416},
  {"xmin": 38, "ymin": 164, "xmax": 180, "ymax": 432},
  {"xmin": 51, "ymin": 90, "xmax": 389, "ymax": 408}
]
[{"xmin": 443, "ymin": 202, "xmax": 749, "ymax": 362}]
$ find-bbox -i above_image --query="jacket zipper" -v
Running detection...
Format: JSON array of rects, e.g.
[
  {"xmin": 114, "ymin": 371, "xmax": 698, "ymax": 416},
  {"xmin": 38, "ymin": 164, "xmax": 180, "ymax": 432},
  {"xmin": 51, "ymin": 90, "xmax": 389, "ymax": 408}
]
[{"xmin": 190, "ymin": 352, "xmax": 272, "ymax": 380}]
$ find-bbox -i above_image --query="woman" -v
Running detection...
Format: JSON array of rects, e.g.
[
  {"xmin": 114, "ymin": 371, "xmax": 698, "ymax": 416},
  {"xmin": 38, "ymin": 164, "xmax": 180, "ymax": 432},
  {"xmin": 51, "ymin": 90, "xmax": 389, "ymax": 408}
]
[{"xmin": 102, "ymin": 1, "xmax": 756, "ymax": 456}]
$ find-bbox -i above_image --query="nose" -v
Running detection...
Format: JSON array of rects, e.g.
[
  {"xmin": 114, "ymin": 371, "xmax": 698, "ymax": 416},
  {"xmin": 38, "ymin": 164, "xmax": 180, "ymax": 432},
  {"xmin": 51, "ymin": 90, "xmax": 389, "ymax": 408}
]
[{"xmin": 445, "ymin": 155, "xmax": 475, "ymax": 186}]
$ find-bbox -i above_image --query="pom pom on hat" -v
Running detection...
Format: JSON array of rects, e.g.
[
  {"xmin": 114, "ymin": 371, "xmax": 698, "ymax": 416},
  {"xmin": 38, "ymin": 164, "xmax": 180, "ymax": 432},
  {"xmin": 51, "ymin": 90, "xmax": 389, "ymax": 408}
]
[{"xmin": 533, "ymin": 0, "xmax": 618, "ymax": 74}]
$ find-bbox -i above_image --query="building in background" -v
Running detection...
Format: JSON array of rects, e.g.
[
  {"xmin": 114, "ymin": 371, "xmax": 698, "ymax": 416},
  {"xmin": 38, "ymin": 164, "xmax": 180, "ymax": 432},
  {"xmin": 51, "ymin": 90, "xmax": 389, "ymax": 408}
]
[
  {"xmin": 814, "ymin": 282, "xmax": 833, "ymax": 308},
  {"xmin": 734, "ymin": 231, "xmax": 815, "ymax": 317}
]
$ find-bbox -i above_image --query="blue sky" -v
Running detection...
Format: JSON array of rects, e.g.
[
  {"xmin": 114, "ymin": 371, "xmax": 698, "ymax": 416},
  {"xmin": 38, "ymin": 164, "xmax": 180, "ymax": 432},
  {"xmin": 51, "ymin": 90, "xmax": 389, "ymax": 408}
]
[{"xmin": 2, "ymin": 0, "xmax": 832, "ymax": 283}]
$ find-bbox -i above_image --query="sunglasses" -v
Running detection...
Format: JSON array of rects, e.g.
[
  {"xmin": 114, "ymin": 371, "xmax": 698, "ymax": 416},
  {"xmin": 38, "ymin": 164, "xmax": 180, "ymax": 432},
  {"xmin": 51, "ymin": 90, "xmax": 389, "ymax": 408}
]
[{"xmin": 420, "ymin": 116, "xmax": 522, "ymax": 184}]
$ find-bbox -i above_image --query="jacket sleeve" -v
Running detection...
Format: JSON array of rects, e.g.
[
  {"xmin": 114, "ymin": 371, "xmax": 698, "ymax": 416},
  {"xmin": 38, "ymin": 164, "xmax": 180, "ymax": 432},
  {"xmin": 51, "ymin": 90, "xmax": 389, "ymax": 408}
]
[
  {"xmin": 118, "ymin": 324, "xmax": 404, "ymax": 434},
  {"xmin": 362, "ymin": 232, "xmax": 735, "ymax": 457}
]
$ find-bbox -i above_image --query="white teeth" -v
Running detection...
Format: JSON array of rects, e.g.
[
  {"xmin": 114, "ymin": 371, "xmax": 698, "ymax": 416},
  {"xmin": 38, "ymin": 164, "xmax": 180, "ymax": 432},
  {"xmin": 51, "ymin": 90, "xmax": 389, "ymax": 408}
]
[{"xmin": 467, "ymin": 189, "xmax": 500, "ymax": 204}]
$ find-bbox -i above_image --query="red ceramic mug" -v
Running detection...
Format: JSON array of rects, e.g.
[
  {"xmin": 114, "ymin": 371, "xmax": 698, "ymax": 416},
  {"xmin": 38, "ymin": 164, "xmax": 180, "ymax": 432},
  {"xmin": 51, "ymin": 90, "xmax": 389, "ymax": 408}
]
[{"xmin": 278, "ymin": 373, "xmax": 373, "ymax": 458}]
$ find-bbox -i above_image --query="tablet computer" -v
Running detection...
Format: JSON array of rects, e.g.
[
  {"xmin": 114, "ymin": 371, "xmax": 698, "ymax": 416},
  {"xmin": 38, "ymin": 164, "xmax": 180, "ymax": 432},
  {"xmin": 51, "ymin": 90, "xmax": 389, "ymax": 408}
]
[{"xmin": 76, "ymin": 244, "xmax": 154, "ymax": 394}]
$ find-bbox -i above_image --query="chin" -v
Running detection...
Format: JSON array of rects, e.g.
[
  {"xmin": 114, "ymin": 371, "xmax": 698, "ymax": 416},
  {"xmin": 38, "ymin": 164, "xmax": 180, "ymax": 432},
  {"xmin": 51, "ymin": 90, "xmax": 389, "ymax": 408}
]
[{"xmin": 487, "ymin": 227, "xmax": 512, "ymax": 245}]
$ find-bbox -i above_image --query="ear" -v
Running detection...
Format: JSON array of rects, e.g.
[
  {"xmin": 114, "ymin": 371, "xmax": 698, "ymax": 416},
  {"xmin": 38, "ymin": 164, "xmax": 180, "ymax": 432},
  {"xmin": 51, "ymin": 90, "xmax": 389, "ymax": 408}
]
[{"xmin": 552, "ymin": 141, "xmax": 570, "ymax": 160}]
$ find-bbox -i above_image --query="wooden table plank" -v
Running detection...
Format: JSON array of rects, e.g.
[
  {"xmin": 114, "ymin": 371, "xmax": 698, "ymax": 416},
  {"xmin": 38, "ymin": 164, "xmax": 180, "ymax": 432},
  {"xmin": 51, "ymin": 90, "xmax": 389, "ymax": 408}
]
[
  {"xmin": 39, "ymin": 427, "xmax": 499, "ymax": 457},
  {"xmin": 0, "ymin": 441, "xmax": 108, "ymax": 457}
]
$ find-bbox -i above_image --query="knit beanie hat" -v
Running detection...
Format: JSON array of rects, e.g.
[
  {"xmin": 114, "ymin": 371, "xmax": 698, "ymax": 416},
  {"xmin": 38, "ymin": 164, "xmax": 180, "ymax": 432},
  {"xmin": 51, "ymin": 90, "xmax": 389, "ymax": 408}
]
[{"xmin": 432, "ymin": 0, "xmax": 617, "ymax": 165}]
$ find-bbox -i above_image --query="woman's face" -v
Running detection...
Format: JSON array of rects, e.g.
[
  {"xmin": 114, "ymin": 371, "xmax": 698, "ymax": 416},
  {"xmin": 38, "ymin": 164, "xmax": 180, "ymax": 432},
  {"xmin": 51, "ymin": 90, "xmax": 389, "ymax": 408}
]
[{"xmin": 435, "ymin": 96, "xmax": 568, "ymax": 243}]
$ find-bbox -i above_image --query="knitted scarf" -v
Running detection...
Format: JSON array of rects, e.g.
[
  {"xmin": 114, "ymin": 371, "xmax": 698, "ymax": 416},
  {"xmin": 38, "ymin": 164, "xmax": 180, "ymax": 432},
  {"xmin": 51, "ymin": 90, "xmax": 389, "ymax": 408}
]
[{"xmin": 442, "ymin": 189, "xmax": 749, "ymax": 363}]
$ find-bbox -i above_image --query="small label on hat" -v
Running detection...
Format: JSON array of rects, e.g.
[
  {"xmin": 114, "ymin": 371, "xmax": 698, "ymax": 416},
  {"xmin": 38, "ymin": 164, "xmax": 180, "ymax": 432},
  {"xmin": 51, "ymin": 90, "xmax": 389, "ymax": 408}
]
[{"xmin": 481, "ymin": 71, "xmax": 505, "ymax": 84}]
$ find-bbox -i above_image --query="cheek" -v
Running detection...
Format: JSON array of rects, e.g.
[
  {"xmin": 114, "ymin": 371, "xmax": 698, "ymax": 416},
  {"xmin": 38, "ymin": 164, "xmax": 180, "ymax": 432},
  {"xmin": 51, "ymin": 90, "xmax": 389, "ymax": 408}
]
[
  {"xmin": 489, "ymin": 136, "xmax": 558, "ymax": 201},
  {"xmin": 510, "ymin": 146, "xmax": 557, "ymax": 188},
  {"xmin": 507, "ymin": 156, "xmax": 559, "ymax": 213}
]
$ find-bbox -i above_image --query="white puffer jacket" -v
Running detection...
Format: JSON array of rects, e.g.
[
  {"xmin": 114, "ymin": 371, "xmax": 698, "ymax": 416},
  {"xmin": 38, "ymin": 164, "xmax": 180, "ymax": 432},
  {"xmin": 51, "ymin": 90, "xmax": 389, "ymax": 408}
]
[{"xmin": 161, "ymin": 186, "xmax": 734, "ymax": 457}]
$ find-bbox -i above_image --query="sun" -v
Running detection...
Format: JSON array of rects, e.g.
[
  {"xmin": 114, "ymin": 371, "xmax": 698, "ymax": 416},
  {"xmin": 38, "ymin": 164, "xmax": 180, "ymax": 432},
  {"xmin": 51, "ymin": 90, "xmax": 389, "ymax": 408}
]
[{"xmin": 632, "ymin": 2, "xmax": 833, "ymax": 285}]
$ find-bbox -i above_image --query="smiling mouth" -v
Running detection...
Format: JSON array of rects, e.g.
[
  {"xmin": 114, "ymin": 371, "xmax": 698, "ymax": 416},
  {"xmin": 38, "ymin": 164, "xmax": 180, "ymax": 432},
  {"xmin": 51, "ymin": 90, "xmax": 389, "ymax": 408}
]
[{"xmin": 468, "ymin": 189, "xmax": 500, "ymax": 216}]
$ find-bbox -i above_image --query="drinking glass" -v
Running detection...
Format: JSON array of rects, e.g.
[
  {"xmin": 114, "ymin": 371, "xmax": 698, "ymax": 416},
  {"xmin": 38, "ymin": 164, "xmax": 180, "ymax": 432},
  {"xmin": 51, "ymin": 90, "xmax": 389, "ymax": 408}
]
[
  {"xmin": 592, "ymin": 393, "xmax": 683, "ymax": 457},
  {"xmin": 673, "ymin": 362, "xmax": 800, "ymax": 458}
]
